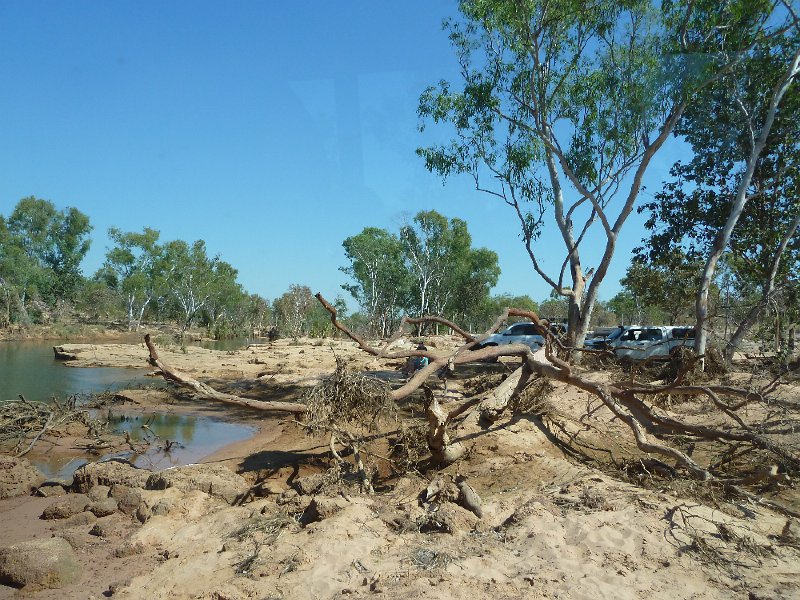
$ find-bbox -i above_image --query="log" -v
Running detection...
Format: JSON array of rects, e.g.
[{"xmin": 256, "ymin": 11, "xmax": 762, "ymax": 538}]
[{"xmin": 143, "ymin": 334, "xmax": 307, "ymax": 414}]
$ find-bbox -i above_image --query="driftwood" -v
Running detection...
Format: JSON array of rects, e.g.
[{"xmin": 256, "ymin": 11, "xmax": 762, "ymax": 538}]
[{"xmin": 143, "ymin": 334, "xmax": 307, "ymax": 414}]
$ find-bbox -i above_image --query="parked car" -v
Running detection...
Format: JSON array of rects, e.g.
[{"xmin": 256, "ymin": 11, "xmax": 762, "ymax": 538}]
[
  {"xmin": 584, "ymin": 325, "xmax": 631, "ymax": 351},
  {"xmin": 473, "ymin": 322, "xmax": 546, "ymax": 352},
  {"xmin": 611, "ymin": 326, "xmax": 696, "ymax": 361}
]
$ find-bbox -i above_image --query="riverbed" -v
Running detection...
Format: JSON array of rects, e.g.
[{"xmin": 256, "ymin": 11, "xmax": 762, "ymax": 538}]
[{"xmin": 0, "ymin": 339, "xmax": 261, "ymax": 477}]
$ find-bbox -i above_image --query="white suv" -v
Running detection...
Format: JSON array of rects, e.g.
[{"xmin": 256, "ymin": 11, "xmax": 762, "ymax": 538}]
[
  {"xmin": 474, "ymin": 322, "xmax": 546, "ymax": 352},
  {"xmin": 612, "ymin": 326, "xmax": 695, "ymax": 361}
]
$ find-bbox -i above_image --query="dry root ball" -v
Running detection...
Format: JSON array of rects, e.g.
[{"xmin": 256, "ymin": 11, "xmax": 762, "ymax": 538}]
[
  {"xmin": 302, "ymin": 357, "xmax": 395, "ymax": 434},
  {"xmin": 389, "ymin": 423, "xmax": 429, "ymax": 474},
  {"xmin": 510, "ymin": 376, "xmax": 554, "ymax": 415}
]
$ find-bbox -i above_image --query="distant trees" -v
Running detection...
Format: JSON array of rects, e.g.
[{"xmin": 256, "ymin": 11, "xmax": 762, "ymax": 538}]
[
  {"xmin": 0, "ymin": 197, "xmax": 92, "ymax": 324},
  {"xmin": 101, "ymin": 227, "xmax": 164, "ymax": 331},
  {"xmin": 340, "ymin": 210, "xmax": 500, "ymax": 335}
]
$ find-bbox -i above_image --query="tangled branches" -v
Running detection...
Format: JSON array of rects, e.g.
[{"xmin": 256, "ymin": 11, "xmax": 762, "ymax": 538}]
[
  {"xmin": 314, "ymin": 293, "xmax": 800, "ymax": 515},
  {"xmin": 0, "ymin": 395, "xmax": 85, "ymax": 456},
  {"xmin": 301, "ymin": 357, "xmax": 396, "ymax": 492}
]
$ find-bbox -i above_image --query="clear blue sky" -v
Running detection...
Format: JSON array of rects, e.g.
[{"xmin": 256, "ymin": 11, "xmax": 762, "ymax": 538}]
[{"xmin": 0, "ymin": 1, "xmax": 685, "ymax": 307}]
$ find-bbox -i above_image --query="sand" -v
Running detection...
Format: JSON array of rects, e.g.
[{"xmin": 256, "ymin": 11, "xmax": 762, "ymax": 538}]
[{"xmin": 1, "ymin": 336, "xmax": 798, "ymax": 599}]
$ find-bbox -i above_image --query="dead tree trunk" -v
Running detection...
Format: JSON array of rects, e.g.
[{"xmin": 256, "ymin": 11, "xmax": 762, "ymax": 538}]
[{"xmin": 144, "ymin": 334, "xmax": 306, "ymax": 414}]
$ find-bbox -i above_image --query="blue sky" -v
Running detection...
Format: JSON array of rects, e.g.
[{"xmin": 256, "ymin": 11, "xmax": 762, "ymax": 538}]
[{"xmin": 0, "ymin": 1, "xmax": 685, "ymax": 307}]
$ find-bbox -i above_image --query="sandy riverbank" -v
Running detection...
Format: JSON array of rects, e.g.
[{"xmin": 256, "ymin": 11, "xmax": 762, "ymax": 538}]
[{"xmin": 2, "ymin": 337, "xmax": 799, "ymax": 599}]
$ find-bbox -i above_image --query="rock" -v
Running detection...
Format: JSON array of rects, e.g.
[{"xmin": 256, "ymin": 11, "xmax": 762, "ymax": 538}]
[
  {"xmin": 89, "ymin": 523, "xmax": 107, "ymax": 537},
  {"xmin": 781, "ymin": 518, "xmax": 800, "ymax": 541},
  {"xmin": 87, "ymin": 484, "xmax": 111, "ymax": 502},
  {"xmin": 0, "ymin": 537, "xmax": 80, "ymax": 588},
  {"xmin": 276, "ymin": 489, "xmax": 299, "ymax": 505},
  {"xmin": 89, "ymin": 497, "xmax": 118, "ymax": 517},
  {"xmin": 41, "ymin": 494, "xmax": 91, "ymax": 520},
  {"xmin": 35, "ymin": 482, "xmax": 68, "ymax": 498},
  {"xmin": 417, "ymin": 504, "xmax": 479, "ymax": 534},
  {"xmin": 300, "ymin": 497, "xmax": 349, "ymax": 525},
  {"xmin": 253, "ymin": 479, "xmax": 286, "ymax": 497},
  {"xmin": 114, "ymin": 541, "xmax": 147, "ymax": 558},
  {"xmin": 52, "ymin": 345, "xmax": 79, "ymax": 361},
  {"xmin": 73, "ymin": 460, "xmax": 150, "ymax": 492},
  {"xmin": 49, "ymin": 511, "xmax": 97, "ymax": 530},
  {"xmin": 293, "ymin": 474, "xmax": 327, "ymax": 496},
  {"xmin": 0, "ymin": 455, "xmax": 46, "ymax": 499},
  {"xmin": 145, "ymin": 464, "xmax": 249, "ymax": 504},
  {"xmin": 114, "ymin": 486, "xmax": 146, "ymax": 516}
]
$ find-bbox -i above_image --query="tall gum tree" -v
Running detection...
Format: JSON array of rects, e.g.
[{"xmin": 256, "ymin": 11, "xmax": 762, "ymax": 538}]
[{"xmin": 417, "ymin": 0, "xmax": 783, "ymax": 353}]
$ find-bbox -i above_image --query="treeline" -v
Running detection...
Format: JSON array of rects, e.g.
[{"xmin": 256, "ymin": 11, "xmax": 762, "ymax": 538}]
[
  {"xmin": 2, "ymin": 194, "xmax": 795, "ymax": 353},
  {"xmin": 0, "ymin": 197, "xmax": 348, "ymax": 339}
]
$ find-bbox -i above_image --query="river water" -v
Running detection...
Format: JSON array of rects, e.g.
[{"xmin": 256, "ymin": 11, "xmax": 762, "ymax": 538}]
[{"xmin": 0, "ymin": 339, "xmax": 259, "ymax": 477}]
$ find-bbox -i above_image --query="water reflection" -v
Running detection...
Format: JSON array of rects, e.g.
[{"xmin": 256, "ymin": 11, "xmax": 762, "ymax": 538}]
[
  {"xmin": 31, "ymin": 412, "xmax": 255, "ymax": 478},
  {"xmin": 0, "ymin": 341, "xmax": 157, "ymax": 401}
]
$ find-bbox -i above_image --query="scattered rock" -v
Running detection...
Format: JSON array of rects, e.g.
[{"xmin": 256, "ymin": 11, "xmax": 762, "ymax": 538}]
[
  {"xmin": 49, "ymin": 511, "xmax": 97, "ymax": 530},
  {"xmin": 456, "ymin": 476, "xmax": 483, "ymax": 518},
  {"xmin": 114, "ymin": 486, "xmax": 146, "ymax": 516},
  {"xmin": 114, "ymin": 541, "xmax": 147, "ymax": 558},
  {"xmin": 89, "ymin": 523, "xmax": 107, "ymax": 537},
  {"xmin": 300, "ymin": 497, "xmax": 349, "ymax": 525},
  {"xmin": 253, "ymin": 479, "xmax": 286, "ymax": 496},
  {"xmin": 52, "ymin": 345, "xmax": 79, "ymax": 360},
  {"xmin": 73, "ymin": 460, "xmax": 150, "ymax": 492},
  {"xmin": 417, "ymin": 504, "xmax": 479, "ymax": 534},
  {"xmin": 781, "ymin": 518, "xmax": 800, "ymax": 542},
  {"xmin": 293, "ymin": 473, "xmax": 327, "ymax": 496},
  {"xmin": 41, "ymin": 494, "xmax": 90, "ymax": 520},
  {"xmin": 35, "ymin": 482, "xmax": 68, "ymax": 498},
  {"xmin": 88, "ymin": 484, "xmax": 112, "ymax": 502},
  {"xmin": 0, "ymin": 537, "xmax": 80, "ymax": 588},
  {"xmin": 90, "ymin": 497, "xmax": 118, "ymax": 517},
  {"xmin": 0, "ymin": 455, "xmax": 46, "ymax": 499},
  {"xmin": 145, "ymin": 464, "xmax": 249, "ymax": 505}
]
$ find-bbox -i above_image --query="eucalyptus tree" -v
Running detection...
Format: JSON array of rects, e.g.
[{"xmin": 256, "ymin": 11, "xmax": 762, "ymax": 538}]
[
  {"xmin": 162, "ymin": 239, "xmax": 239, "ymax": 339},
  {"xmin": 417, "ymin": 0, "xmax": 781, "ymax": 353},
  {"xmin": 5, "ymin": 196, "xmax": 92, "ymax": 303},
  {"xmin": 640, "ymin": 17, "xmax": 800, "ymax": 362},
  {"xmin": 274, "ymin": 284, "xmax": 316, "ymax": 338},
  {"xmin": 102, "ymin": 227, "xmax": 165, "ymax": 331},
  {"xmin": 399, "ymin": 210, "xmax": 499, "ymax": 321},
  {"xmin": 619, "ymin": 254, "xmax": 701, "ymax": 325},
  {"xmin": 341, "ymin": 227, "xmax": 409, "ymax": 336}
]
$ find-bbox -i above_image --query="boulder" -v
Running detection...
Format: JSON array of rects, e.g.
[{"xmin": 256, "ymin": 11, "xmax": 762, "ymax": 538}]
[
  {"xmin": 145, "ymin": 464, "xmax": 249, "ymax": 504},
  {"xmin": 0, "ymin": 537, "xmax": 80, "ymax": 588},
  {"xmin": 292, "ymin": 473, "xmax": 327, "ymax": 496},
  {"xmin": 87, "ymin": 484, "xmax": 111, "ymax": 502},
  {"xmin": 0, "ymin": 455, "xmax": 45, "ymax": 499},
  {"xmin": 49, "ymin": 511, "xmax": 97, "ymax": 531},
  {"xmin": 41, "ymin": 494, "xmax": 90, "ymax": 520},
  {"xmin": 89, "ymin": 497, "xmax": 118, "ymax": 517},
  {"xmin": 300, "ymin": 497, "xmax": 349, "ymax": 525},
  {"xmin": 72, "ymin": 460, "xmax": 150, "ymax": 492}
]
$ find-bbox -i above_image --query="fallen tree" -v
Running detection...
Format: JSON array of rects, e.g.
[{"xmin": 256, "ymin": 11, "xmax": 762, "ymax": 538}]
[
  {"xmin": 144, "ymin": 334, "xmax": 306, "ymax": 414},
  {"xmin": 314, "ymin": 293, "xmax": 800, "ymax": 513}
]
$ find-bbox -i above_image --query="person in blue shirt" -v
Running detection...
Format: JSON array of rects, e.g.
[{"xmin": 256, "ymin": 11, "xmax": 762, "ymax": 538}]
[{"xmin": 403, "ymin": 343, "xmax": 429, "ymax": 378}]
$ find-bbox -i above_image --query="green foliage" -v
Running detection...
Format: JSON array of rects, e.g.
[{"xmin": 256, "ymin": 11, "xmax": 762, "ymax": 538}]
[
  {"xmin": 341, "ymin": 227, "xmax": 409, "ymax": 336},
  {"xmin": 417, "ymin": 0, "xmax": 784, "ymax": 346},
  {"xmin": 639, "ymin": 23, "xmax": 800, "ymax": 339},
  {"xmin": 340, "ymin": 210, "xmax": 500, "ymax": 334},
  {"xmin": 0, "ymin": 197, "xmax": 92, "ymax": 323}
]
